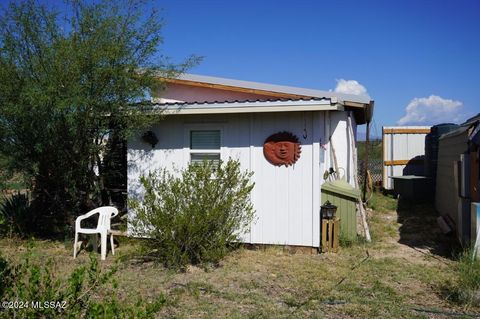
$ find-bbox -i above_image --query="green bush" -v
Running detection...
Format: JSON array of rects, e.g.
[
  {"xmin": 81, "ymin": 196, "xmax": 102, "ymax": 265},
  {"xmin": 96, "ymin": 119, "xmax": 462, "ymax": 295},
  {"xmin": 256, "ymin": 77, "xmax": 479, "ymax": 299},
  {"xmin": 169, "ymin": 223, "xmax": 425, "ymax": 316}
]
[
  {"xmin": 339, "ymin": 233, "xmax": 369, "ymax": 248},
  {"xmin": 129, "ymin": 159, "xmax": 255, "ymax": 270},
  {"xmin": 0, "ymin": 213, "xmax": 5, "ymax": 234},
  {"xmin": 0, "ymin": 250, "xmax": 168, "ymax": 318},
  {"xmin": 455, "ymin": 248, "xmax": 480, "ymax": 305},
  {"xmin": 0, "ymin": 193, "xmax": 35, "ymax": 237},
  {"xmin": 0, "ymin": 254, "xmax": 12, "ymax": 299}
]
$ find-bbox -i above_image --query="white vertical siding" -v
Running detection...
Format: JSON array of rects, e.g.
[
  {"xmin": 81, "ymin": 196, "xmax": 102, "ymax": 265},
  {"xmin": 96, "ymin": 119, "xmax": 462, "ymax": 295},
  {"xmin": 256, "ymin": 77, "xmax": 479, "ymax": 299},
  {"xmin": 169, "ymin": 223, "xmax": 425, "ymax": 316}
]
[
  {"xmin": 128, "ymin": 111, "xmax": 354, "ymax": 247},
  {"xmin": 248, "ymin": 112, "xmax": 315, "ymax": 246},
  {"xmin": 312, "ymin": 112, "xmax": 322, "ymax": 247},
  {"xmin": 328, "ymin": 112, "xmax": 357, "ymax": 186}
]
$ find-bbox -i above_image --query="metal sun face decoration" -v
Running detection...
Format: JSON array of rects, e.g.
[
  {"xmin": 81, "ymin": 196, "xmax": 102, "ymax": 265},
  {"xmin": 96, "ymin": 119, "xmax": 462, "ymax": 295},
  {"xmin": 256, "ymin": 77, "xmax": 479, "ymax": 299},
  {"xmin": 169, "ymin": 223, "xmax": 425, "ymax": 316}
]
[{"xmin": 263, "ymin": 132, "xmax": 302, "ymax": 166}]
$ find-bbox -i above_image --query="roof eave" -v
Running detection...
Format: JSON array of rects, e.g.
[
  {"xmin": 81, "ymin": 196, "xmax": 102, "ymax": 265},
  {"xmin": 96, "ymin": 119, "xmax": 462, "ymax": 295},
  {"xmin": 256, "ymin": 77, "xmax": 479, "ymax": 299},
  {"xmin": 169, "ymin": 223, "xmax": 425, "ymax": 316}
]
[
  {"xmin": 344, "ymin": 100, "xmax": 374, "ymax": 125},
  {"xmin": 152, "ymin": 100, "xmax": 341, "ymax": 115}
]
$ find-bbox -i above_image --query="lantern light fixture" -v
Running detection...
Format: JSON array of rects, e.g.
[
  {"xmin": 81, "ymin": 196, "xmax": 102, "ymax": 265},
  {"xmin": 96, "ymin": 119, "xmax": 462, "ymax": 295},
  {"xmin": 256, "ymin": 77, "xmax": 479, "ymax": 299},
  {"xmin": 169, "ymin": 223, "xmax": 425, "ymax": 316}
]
[
  {"xmin": 141, "ymin": 130, "xmax": 158, "ymax": 148},
  {"xmin": 321, "ymin": 200, "xmax": 337, "ymax": 220}
]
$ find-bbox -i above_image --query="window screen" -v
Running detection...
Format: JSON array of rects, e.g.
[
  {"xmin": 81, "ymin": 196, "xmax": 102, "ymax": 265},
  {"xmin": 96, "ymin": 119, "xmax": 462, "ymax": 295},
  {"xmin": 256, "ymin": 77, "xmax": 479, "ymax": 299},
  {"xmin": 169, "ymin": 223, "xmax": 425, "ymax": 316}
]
[{"xmin": 190, "ymin": 130, "xmax": 221, "ymax": 150}]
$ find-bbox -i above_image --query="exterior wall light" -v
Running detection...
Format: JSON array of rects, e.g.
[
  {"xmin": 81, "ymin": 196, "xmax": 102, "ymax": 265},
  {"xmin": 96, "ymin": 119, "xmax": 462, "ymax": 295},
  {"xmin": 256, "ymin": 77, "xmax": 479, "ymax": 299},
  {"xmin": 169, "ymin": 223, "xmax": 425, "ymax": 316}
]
[
  {"xmin": 141, "ymin": 131, "xmax": 158, "ymax": 148},
  {"xmin": 321, "ymin": 200, "xmax": 337, "ymax": 220}
]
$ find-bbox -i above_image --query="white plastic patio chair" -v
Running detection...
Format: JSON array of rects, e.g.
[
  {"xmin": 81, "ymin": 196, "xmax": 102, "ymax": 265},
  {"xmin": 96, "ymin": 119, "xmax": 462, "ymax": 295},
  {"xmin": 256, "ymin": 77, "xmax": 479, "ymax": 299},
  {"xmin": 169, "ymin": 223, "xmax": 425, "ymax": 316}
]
[{"xmin": 73, "ymin": 206, "xmax": 119, "ymax": 260}]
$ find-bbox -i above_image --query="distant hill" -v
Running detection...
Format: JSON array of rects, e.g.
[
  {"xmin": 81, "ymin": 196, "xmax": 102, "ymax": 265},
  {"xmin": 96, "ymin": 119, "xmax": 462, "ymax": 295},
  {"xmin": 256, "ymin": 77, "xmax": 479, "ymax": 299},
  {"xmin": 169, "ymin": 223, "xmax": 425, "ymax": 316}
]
[{"xmin": 356, "ymin": 131, "xmax": 380, "ymax": 141}]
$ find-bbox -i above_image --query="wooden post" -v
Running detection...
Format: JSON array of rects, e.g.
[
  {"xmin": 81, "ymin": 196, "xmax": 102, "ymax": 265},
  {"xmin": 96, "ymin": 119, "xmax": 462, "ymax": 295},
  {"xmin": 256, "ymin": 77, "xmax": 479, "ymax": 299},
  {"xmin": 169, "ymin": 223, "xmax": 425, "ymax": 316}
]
[
  {"xmin": 347, "ymin": 111, "xmax": 371, "ymax": 242},
  {"xmin": 360, "ymin": 106, "xmax": 372, "ymax": 243},
  {"xmin": 321, "ymin": 218, "xmax": 340, "ymax": 253}
]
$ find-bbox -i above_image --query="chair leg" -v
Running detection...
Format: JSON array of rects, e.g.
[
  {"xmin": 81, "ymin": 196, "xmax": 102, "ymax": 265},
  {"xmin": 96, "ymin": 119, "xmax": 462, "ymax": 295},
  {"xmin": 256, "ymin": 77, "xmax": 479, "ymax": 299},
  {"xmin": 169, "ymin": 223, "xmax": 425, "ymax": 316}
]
[
  {"xmin": 110, "ymin": 234, "xmax": 115, "ymax": 255},
  {"xmin": 100, "ymin": 232, "xmax": 107, "ymax": 261},
  {"xmin": 73, "ymin": 232, "xmax": 78, "ymax": 258},
  {"xmin": 91, "ymin": 235, "xmax": 98, "ymax": 253}
]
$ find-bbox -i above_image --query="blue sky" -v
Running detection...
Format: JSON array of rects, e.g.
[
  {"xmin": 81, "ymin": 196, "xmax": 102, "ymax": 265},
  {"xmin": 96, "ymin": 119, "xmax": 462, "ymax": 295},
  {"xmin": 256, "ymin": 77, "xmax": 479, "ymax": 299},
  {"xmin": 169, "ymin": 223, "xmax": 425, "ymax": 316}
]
[
  {"xmin": 155, "ymin": 0, "xmax": 480, "ymax": 135},
  {"xmin": 4, "ymin": 0, "xmax": 479, "ymax": 136}
]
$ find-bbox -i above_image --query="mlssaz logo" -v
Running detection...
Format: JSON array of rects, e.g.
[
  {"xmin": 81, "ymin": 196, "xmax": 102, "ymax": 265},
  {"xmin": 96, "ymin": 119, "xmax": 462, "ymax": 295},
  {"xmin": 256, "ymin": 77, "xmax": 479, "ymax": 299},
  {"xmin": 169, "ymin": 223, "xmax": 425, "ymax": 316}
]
[{"xmin": 31, "ymin": 301, "xmax": 67, "ymax": 309}]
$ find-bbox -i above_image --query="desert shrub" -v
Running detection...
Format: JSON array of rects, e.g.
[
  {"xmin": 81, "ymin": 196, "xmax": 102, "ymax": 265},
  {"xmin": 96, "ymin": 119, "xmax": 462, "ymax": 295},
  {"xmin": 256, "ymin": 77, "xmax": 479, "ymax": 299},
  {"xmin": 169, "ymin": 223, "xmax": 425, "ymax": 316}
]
[
  {"xmin": 0, "ymin": 0, "xmax": 200, "ymax": 237},
  {"xmin": 459, "ymin": 249, "xmax": 480, "ymax": 285},
  {"xmin": 0, "ymin": 193, "xmax": 35, "ymax": 237},
  {"xmin": 129, "ymin": 159, "xmax": 255, "ymax": 270},
  {"xmin": 0, "ymin": 214, "xmax": 4, "ymax": 235},
  {"xmin": 0, "ymin": 250, "xmax": 168, "ymax": 318},
  {"xmin": 0, "ymin": 255, "xmax": 12, "ymax": 299},
  {"xmin": 339, "ymin": 233, "xmax": 355, "ymax": 248},
  {"xmin": 339, "ymin": 233, "xmax": 369, "ymax": 248}
]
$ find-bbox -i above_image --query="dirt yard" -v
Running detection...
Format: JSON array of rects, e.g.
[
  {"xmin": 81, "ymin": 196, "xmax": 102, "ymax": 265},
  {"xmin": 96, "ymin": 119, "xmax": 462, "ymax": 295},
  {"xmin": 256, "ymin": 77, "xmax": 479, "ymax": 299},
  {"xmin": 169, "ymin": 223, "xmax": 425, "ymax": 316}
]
[{"xmin": 1, "ymin": 194, "xmax": 478, "ymax": 318}]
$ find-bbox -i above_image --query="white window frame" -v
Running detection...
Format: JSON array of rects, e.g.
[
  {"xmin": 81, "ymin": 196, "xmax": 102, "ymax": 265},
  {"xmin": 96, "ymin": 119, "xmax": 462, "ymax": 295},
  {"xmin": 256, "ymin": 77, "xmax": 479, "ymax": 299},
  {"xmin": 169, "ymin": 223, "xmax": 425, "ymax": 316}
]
[{"xmin": 183, "ymin": 124, "xmax": 224, "ymax": 167}]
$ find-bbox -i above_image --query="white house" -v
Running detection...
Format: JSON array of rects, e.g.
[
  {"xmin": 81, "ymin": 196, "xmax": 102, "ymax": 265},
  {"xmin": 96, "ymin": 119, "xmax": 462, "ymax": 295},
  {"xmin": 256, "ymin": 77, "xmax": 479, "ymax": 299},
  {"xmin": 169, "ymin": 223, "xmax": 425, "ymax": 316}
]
[{"xmin": 127, "ymin": 74, "xmax": 374, "ymax": 248}]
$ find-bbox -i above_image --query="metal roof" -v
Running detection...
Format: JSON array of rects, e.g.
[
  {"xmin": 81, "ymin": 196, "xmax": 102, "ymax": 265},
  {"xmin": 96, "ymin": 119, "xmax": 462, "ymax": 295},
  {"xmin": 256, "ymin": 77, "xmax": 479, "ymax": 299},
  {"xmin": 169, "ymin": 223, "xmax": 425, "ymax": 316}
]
[
  {"xmin": 155, "ymin": 97, "xmax": 320, "ymax": 106},
  {"xmin": 174, "ymin": 73, "xmax": 372, "ymax": 105},
  {"xmin": 439, "ymin": 113, "xmax": 480, "ymax": 140}
]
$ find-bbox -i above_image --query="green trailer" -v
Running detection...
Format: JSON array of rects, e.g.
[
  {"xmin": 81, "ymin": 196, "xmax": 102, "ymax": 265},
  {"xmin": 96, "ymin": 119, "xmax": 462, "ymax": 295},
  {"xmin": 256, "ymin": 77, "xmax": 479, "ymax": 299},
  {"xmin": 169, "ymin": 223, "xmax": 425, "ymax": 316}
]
[{"xmin": 321, "ymin": 179, "xmax": 360, "ymax": 241}]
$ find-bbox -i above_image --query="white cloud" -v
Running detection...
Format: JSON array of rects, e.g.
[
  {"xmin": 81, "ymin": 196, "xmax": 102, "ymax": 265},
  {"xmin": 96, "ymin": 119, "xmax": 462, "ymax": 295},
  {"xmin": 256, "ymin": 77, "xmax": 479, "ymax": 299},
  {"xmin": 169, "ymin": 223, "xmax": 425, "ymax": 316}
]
[
  {"xmin": 397, "ymin": 95, "xmax": 465, "ymax": 125},
  {"xmin": 334, "ymin": 79, "xmax": 369, "ymax": 98}
]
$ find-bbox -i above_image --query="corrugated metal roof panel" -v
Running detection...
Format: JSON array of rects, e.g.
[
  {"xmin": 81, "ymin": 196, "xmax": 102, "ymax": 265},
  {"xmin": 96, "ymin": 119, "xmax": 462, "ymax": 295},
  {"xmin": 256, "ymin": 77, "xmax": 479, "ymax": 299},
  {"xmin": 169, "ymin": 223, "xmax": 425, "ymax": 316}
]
[
  {"xmin": 173, "ymin": 73, "xmax": 372, "ymax": 105},
  {"xmin": 154, "ymin": 97, "xmax": 323, "ymax": 107}
]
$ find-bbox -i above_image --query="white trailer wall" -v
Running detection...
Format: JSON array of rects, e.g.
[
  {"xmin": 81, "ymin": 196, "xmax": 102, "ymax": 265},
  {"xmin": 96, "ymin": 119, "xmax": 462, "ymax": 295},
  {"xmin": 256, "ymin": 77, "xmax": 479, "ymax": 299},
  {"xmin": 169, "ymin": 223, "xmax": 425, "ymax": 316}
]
[
  {"xmin": 435, "ymin": 127, "xmax": 469, "ymax": 239},
  {"xmin": 127, "ymin": 110, "xmax": 356, "ymax": 248}
]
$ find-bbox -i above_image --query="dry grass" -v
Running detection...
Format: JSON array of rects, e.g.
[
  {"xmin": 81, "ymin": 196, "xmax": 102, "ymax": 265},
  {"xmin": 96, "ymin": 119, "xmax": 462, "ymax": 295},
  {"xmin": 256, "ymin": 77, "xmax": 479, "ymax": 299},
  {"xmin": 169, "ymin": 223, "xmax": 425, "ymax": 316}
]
[{"xmin": 1, "ymin": 194, "xmax": 478, "ymax": 318}]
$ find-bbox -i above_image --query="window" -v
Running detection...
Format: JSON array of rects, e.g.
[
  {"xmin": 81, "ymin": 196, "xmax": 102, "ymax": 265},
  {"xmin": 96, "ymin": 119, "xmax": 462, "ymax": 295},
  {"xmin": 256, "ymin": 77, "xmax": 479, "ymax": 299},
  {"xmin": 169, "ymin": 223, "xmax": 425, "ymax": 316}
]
[{"xmin": 189, "ymin": 130, "xmax": 221, "ymax": 165}]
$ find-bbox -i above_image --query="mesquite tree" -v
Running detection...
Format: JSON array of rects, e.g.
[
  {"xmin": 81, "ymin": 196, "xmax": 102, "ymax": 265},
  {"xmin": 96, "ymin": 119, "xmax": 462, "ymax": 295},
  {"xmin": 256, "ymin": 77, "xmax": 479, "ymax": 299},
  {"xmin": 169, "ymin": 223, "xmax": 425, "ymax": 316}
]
[{"xmin": 0, "ymin": 0, "xmax": 198, "ymax": 235}]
